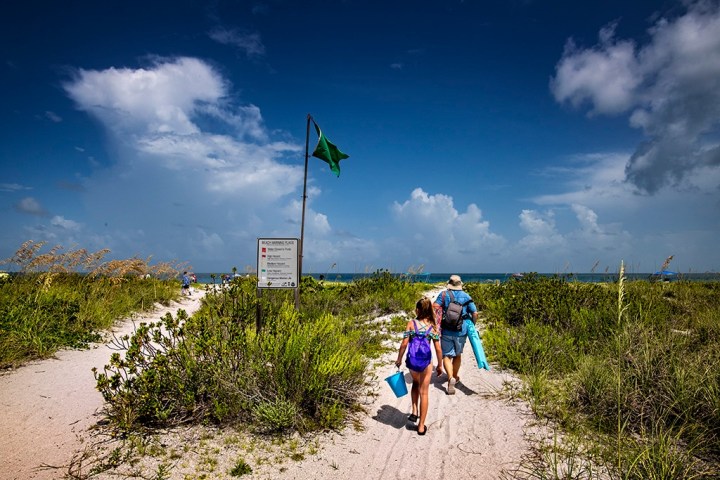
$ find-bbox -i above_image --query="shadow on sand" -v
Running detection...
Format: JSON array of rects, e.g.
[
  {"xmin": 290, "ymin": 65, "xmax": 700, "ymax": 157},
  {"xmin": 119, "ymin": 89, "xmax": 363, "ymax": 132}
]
[{"xmin": 372, "ymin": 404, "xmax": 419, "ymax": 431}]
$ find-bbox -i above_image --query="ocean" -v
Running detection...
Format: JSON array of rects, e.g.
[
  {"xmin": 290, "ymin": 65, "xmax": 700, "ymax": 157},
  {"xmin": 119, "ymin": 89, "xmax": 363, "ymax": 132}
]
[{"xmin": 192, "ymin": 272, "xmax": 719, "ymax": 284}]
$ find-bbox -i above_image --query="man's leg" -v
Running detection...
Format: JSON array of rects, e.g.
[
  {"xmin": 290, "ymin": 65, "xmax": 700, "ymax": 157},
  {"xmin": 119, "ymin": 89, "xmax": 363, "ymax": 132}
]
[
  {"xmin": 443, "ymin": 356, "xmax": 456, "ymax": 394},
  {"xmin": 452, "ymin": 355, "xmax": 462, "ymax": 382}
]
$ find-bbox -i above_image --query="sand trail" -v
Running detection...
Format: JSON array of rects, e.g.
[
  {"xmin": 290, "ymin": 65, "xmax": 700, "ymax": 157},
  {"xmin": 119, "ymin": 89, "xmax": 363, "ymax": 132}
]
[{"xmin": 0, "ymin": 292, "xmax": 205, "ymax": 480}]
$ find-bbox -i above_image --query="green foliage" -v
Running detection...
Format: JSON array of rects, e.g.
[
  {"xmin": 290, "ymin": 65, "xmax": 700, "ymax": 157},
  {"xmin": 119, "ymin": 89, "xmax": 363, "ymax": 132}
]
[
  {"xmin": 229, "ymin": 458, "xmax": 252, "ymax": 476},
  {"xmin": 0, "ymin": 273, "xmax": 178, "ymax": 367},
  {"xmin": 95, "ymin": 271, "xmax": 423, "ymax": 435},
  {"xmin": 472, "ymin": 276, "xmax": 720, "ymax": 477}
]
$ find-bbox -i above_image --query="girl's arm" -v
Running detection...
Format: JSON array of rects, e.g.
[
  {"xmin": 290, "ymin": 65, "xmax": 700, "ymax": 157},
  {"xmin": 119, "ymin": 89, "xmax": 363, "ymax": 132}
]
[{"xmin": 394, "ymin": 320, "xmax": 414, "ymax": 367}]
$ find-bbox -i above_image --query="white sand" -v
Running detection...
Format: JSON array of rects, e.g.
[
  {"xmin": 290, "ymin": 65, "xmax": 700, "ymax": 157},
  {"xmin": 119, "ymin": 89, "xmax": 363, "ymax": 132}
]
[
  {"xmin": 0, "ymin": 287, "xmax": 537, "ymax": 480},
  {"xmin": 0, "ymin": 292, "xmax": 205, "ymax": 480}
]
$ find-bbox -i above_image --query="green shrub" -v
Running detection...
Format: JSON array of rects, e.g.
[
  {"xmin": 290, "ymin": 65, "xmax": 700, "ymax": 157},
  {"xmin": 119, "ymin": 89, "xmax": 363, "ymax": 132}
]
[
  {"xmin": 471, "ymin": 275, "xmax": 720, "ymax": 476},
  {"xmin": 229, "ymin": 458, "xmax": 252, "ymax": 476},
  {"xmin": 94, "ymin": 271, "xmax": 424, "ymax": 434}
]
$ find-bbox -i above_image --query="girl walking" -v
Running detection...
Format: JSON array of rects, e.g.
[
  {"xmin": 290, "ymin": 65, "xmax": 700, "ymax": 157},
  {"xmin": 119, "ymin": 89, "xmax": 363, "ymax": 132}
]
[{"xmin": 395, "ymin": 297, "xmax": 443, "ymax": 435}]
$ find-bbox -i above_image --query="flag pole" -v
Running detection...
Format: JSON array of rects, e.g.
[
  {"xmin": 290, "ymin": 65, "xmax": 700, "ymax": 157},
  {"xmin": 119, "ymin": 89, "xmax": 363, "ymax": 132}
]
[{"xmin": 299, "ymin": 114, "xmax": 312, "ymax": 286}]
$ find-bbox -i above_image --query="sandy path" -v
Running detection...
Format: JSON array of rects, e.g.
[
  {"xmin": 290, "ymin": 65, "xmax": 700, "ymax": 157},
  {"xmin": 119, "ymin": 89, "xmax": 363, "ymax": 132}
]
[
  {"xmin": 0, "ymin": 291, "xmax": 205, "ymax": 480},
  {"xmin": 251, "ymin": 347, "xmax": 532, "ymax": 480},
  {"xmin": 247, "ymin": 287, "xmax": 534, "ymax": 479}
]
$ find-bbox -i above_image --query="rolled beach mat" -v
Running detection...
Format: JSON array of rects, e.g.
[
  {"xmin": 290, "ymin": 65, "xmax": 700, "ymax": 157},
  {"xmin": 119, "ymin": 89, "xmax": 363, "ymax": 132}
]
[
  {"xmin": 385, "ymin": 370, "xmax": 408, "ymax": 397},
  {"xmin": 466, "ymin": 320, "xmax": 491, "ymax": 371}
]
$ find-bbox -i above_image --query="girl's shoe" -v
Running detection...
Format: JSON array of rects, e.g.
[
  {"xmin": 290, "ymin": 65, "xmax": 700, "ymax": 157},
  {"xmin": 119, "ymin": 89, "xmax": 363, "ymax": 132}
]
[
  {"xmin": 408, "ymin": 414, "xmax": 418, "ymax": 423},
  {"xmin": 417, "ymin": 425, "xmax": 428, "ymax": 435}
]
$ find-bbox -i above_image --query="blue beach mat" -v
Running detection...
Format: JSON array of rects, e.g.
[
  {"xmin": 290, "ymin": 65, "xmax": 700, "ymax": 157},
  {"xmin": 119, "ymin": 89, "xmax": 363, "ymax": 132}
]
[{"xmin": 466, "ymin": 320, "xmax": 491, "ymax": 371}]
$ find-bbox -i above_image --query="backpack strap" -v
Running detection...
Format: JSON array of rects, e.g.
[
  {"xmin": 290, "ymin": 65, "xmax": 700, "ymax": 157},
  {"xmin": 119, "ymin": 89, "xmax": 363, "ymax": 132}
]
[
  {"xmin": 425, "ymin": 324, "xmax": 435, "ymax": 337},
  {"xmin": 414, "ymin": 320, "xmax": 434, "ymax": 337},
  {"xmin": 442, "ymin": 289, "xmax": 454, "ymax": 309}
]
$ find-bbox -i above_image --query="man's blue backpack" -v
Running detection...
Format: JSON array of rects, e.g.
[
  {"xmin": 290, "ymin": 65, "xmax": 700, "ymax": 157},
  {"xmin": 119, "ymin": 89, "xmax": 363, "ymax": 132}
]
[{"xmin": 406, "ymin": 320, "xmax": 434, "ymax": 372}]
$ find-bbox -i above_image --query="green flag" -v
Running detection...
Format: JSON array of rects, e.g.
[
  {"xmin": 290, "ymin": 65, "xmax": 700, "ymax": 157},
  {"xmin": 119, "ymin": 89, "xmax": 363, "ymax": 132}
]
[{"xmin": 312, "ymin": 121, "xmax": 349, "ymax": 177}]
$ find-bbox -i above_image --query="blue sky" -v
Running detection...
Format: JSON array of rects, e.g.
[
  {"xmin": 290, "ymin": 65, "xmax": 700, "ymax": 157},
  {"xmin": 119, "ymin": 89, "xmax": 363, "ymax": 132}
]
[{"xmin": 2, "ymin": 0, "xmax": 719, "ymax": 275}]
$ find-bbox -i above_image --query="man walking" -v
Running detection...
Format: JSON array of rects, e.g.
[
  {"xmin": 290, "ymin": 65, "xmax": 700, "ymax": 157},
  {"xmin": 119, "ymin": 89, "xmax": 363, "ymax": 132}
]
[
  {"xmin": 181, "ymin": 271, "xmax": 191, "ymax": 296},
  {"xmin": 434, "ymin": 275, "xmax": 478, "ymax": 394}
]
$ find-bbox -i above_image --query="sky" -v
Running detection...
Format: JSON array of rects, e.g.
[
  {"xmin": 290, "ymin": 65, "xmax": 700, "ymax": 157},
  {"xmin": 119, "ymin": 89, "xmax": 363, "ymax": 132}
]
[{"xmin": 1, "ymin": 0, "xmax": 719, "ymax": 275}]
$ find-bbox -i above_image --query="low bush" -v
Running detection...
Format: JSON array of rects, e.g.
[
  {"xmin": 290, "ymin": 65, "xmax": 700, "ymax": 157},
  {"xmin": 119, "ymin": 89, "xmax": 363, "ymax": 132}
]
[{"xmin": 95, "ymin": 271, "xmax": 425, "ymax": 434}]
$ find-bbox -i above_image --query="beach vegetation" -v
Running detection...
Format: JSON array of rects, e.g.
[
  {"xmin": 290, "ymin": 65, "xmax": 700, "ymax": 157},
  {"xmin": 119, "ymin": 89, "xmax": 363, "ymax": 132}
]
[
  {"xmin": 229, "ymin": 458, "xmax": 252, "ymax": 476},
  {"xmin": 469, "ymin": 273, "xmax": 720, "ymax": 478},
  {"xmin": 0, "ymin": 240, "xmax": 185, "ymax": 368},
  {"xmin": 93, "ymin": 270, "xmax": 425, "ymax": 435}
]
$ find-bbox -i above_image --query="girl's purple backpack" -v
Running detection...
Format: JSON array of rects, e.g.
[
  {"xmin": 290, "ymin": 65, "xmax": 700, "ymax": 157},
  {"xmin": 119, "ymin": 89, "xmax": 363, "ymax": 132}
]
[{"xmin": 406, "ymin": 320, "xmax": 434, "ymax": 372}]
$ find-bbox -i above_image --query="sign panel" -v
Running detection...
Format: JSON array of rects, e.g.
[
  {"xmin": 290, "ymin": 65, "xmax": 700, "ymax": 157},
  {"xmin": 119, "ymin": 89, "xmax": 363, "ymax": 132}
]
[{"xmin": 257, "ymin": 238, "xmax": 299, "ymax": 289}]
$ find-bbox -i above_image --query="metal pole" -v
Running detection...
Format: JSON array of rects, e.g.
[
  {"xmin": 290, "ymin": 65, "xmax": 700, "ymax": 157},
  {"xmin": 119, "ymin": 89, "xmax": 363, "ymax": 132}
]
[
  {"xmin": 298, "ymin": 114, "xmax": 312, "ymax": 309},
  {"xmin": 299, "ymin": 115, "xmax": 311, "ymax": 281}
]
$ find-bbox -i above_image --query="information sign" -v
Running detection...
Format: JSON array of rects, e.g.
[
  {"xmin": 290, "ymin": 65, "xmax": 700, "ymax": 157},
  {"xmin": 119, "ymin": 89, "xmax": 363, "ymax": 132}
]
[{"xmin": 257, "ymin": 238, "xmax": 299, "ymax": 289}]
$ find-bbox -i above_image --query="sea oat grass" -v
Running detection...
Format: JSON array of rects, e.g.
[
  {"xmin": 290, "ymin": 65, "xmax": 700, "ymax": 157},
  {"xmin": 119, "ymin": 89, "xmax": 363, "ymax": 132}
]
[
  {"xmin": 467, "ymin": 271, "xmax": 720, "ymax": 477},
  {"xmin": 0, "ymin": 241, "xmax": 185, "ymax": 367}
]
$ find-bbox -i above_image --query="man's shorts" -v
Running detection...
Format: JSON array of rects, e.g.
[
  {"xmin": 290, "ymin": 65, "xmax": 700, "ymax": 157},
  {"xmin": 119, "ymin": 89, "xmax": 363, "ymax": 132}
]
[{"xmin": 441, "ymin": 334, "xmax": 467, "ymax": 358}]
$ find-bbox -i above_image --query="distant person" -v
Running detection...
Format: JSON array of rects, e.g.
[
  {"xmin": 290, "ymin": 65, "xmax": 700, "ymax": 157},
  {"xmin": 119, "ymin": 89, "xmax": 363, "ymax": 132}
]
[
  {"xmin": 434, "ymin": 275, "xmax": 478, "ymax": 395},
  {"xmin": 395, "ymin": 297, "xmax": 443, "ymax": 435},
  {"xmin": 181, "ymin": 271, "xmax": 191, "ymax": 296}
]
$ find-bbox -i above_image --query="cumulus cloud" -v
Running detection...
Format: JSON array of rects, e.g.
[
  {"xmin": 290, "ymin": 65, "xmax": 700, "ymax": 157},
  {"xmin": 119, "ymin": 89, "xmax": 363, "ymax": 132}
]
[
  {"xmin": 51, "ymin": 215, "xmax": 81, "ymax": 230},
  {"xmin": 551, "ymin": 1, "xmax": 720, "ymax": 193},
  {"xmin": 63, "ymin": 57, "xmax": 302, "ymax": 197},
  {"xmin": 551, "ymin": 23, "xmax": 640, "ymax": 115},
  {"xmin": 517, "ymin": 209, "xmax": 566, "ymax": 250},
  {"xmin": 15, "ymin": 197, "xmax": 48, "ymax": 216},
  {"xmin": 391, "ymin": 188, "xmax": 506, "ymax": 268},
  {"xmin": 64, "ymin": 57, "xmax": 227, "ymax": 136},
  {"xmin": 59, "ymin": 57, "xmax": 308, "ymax": 269}
]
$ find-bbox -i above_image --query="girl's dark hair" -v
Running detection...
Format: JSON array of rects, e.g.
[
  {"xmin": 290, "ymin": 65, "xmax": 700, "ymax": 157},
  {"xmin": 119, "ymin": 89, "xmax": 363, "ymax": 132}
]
[{"xmin": 416, "ymin": 297, "xmax": 436, "ymax": 326}]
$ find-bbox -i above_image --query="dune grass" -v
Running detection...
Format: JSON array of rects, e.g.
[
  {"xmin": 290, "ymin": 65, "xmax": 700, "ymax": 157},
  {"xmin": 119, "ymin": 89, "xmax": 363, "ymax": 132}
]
[
  {"xmin": 468, "ymin": 272, "xmax": 720, "ymax": 478},
  {"xmin": 0, "ymin": 240, "xmax": 185, "ymax": 368}
]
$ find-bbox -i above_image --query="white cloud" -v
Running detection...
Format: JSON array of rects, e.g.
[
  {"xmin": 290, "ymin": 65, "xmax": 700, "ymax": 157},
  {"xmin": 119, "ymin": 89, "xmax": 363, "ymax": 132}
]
[
  {"xmin": 533, "ymin": 152, "xmax": 635, "ymax": 209},
  {"xmin": 15, "ymin": 197, "xmax": 47, "ymax": 216},
  {"xmin": 51, "ymin": 215, "xmax": 81, "ymax": 231},
  {"xmin": 391, "ymin": 188, "xmax": 506, "ymax": 269},
  {"xmin": 57, "ymin": 57, "xmax": 312, "ymax": 270},
  {"xmin": 517, "ymin": 209, "xmax": 566, "ymax": 250},
  {"xmin": 209, "ymin": 27, "xmax": 265, "ymax": 57},
  {"xmin": 0, "ymin": 183, "xmax": 31, "ymax": 192},
  {"xmin": 551, "ymin": 23, "xmax": 641, "ymax": 115},
  {"xmin": 64, "ymin": 57, "xmax": 226, "ymax": 136},
  {"xmin": 44, "ymin": 110, "xmax": 62, "ymax": 122},
  {"xmin": 551, "ymin": 1, "xmax": 720, "ymax": 193}
]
